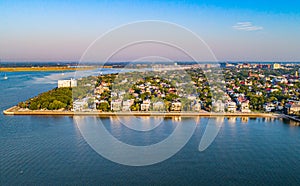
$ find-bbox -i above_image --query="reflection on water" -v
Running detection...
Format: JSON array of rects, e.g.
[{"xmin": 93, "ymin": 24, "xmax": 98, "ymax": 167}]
[
  {"xmin": 1, "ymin": 71, "xmax": 300, "ymax": 184},
  {"xmin": 115, "ymin": 115, "xmax": 164, "ymax": 132},
  {"xmin": 227, "ymin": 116, "xmax": 237, "ymax": 124},
  {"xmin": 281, "ymin": 118, "xmax": 300, "ymax": 126},
  {"xmin": 173, "ymin": 116, "xmax": 181, "ymax": 121},
  {"xmin": 75, "ymin": 116, "xmax": 199, "ymax": 166},
  {"xmin": 2, "ymin": 115, "xmax": 300, "ymax": 185},
  {"xmin": 241, "ymin": 117, "xmax": 248, "ymax": 123}
]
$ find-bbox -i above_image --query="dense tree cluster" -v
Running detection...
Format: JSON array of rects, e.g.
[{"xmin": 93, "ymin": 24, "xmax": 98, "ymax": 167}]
[{"xmin": 18, "ymin": 87, "xmax": 72, "ymax": 110}]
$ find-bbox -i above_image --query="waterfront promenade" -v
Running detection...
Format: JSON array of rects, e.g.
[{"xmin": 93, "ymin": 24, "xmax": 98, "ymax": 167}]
[{"xmin": 3, "ymin": 106, "xmax": 280, "ymax": 118}]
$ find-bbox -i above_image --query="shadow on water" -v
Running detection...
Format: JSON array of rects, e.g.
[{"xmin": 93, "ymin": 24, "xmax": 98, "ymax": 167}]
[{"xmin": 281, "ymin": 117, "xmax": 300, "ymax": 126}]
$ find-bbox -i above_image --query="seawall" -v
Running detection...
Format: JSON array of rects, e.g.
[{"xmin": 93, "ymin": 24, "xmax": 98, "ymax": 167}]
[{"xmin": 3, "ymin": 106, "xmax": 280, "ymax": 118}]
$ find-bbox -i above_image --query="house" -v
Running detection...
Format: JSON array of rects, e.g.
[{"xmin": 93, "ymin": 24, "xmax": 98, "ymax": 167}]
[
  {"xmin": 272, "ymin": 76, "xmax": 288, "ymax": 84},
  {"xmin": 226, "ymin": 101, "xmax": 237, "ymax": 113},
  {"xmin": 212, "ymin": 100, "xmax": 225, "ymax": 112},
  {"xmin": 94, "ymin": 86, "xmax": 110, "ymax": 95},
  {"xmin": 122, "ymin": 100, "xmax": 134, "ymax": 111},
  {"xmin": 73, "ymin": 100, "xmax": 88, "ymax": 111},
  {"xmin": 241, "ymin": 100, "xmax": 251, "ymax": 113},
  {"xmin": 153, "ymin": 102, "xmax": 165, "ymax": 111},
  {"xmin": 263, "ymin": 103, "xmax": 276, "ymax": 112},
  {"xmin": 171, "ymin": 102, "xmax": 181, "ymax": 112},
  {"xmin": 111, "ymin": 100, "xmax": 122, "ymax": 111},
  {"xmin": 191, "ymin": 102, "xmax": 201, "ymax": 112},
  {"xmin": 141, "ymin": 100, "xmax": 151, "ymax": 111},
  {"xmin": 273, "ymin": 63, "xmax": 281, "ymax": 69},
  {"xmin": 58, "ymin": 79, "xmax": 77, "ymax": 88},
  {"xmin": 284, "ymin": 102, "xmax": 300, "ymax": 115}
]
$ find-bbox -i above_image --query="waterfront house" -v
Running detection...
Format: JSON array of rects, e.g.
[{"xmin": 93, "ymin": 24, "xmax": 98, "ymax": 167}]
[
  {"xmin": 171, "ymin": 102, "xmax": 182, "ymax": 112},
  {"xmin": 241, "ymin": 100, "xmax": 251, "ymax": 113},
  {"xmin": 284, "ymin": 102, "xmax": 300, "ymax": 115},
  {"xmin": 111, "ymin": 100, "xmax": 122, "ymax": 111},
  {"xmin": 122, "ymin": 100, "xmax": 134, "ymax": 111},
  {"xmin": 153, "ymin": 102, "xmax": 165, "ymax": 111},
  {"xmin": 73, "ymin": 100, "xmax": 88, "ymax": 111},
  {"xmin": 226, "ymin": 101, "xmax": 237, "ymax": 113},
  {"xmin": 191, "ymin": 102, "xmax": 201, "ymax": 112},
  {"xmin": 263, "ymin": 103, "xmax": 276, "ymax": 112},
  {"xmin": 212, "ymin": 100, "xmax": 225, "ymax": 112},
  {"xmin": 141, "ymin": 100, "xmax": 151, "ymax": 111}
]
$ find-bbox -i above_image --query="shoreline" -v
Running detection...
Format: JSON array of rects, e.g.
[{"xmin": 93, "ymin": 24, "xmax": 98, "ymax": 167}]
[{"xmin": 3, "ymin": 106, "xmax": 281, "ymax": 118}]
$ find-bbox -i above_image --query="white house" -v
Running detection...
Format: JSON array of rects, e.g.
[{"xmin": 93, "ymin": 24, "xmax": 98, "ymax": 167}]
[
  {"xmin": 263, "ymin": 103, "xmax": 276, "ymax": 112},
  {"xmin": 73, "ymin": 100, "xmax": 88, "ymax": 111},
  {"xmin": 141, "ymin": 100, "xmax": 151, "ymax": 111},
  {"xmin": 111, "ymin": 100, "xmax": 122, "ymax": 111},
  {"xmin": 122, "ymin": 100, "xmax": 134, "ymax": 111},
  {"xmin": 153, "ymin": 102, "xmax": 165, "ymax": 111},
  {"xmin": 272, "ymin": 76, "xmax": 288, "ymax": 84},
  {"xmin": 241, "ymin": 100, "xmax": 251, "ymax": 113},
  {"xmin": 226, "ymin": 101, "xmax": 237, "ymax": 113},
  {"xmin": 171, "ymin": 102, "xmax": 182, "ymax": 112},
  {"xmin": 212, "ymin": 100, "xmax": 225, "ymax": 112}
]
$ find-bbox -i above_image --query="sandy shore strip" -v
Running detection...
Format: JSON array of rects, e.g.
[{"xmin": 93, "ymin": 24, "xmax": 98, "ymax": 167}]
[{"xmin": 3, "ymin": 106, "xmax": 281, "ymax": 118}]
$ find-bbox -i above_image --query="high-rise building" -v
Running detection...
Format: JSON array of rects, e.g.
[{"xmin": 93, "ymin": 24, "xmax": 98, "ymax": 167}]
[{"xmin": 273, "ymin": 63, "xmax": 281, "ymax": 69}]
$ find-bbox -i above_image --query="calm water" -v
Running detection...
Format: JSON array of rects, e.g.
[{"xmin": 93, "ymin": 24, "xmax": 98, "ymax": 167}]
[{"xmin": 1, "ymin": 71, "xmax": 300, "ymax": 185}]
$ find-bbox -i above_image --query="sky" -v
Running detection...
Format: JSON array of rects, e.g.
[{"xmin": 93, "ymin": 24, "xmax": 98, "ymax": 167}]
[{"xmin": 0, "ymin": 0, "xmax": 300, "ymax": 62}]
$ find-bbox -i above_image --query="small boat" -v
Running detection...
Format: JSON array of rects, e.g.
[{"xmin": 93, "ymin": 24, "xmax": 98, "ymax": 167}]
[{"xmin": 3, "ymin": 74, "xmax": 8, "ymax": 80}]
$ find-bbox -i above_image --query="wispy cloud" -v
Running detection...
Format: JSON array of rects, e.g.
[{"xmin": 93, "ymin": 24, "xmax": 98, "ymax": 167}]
[{"xmin": 232, "ymin": 22, "xmax": 263, "ymax": 31}]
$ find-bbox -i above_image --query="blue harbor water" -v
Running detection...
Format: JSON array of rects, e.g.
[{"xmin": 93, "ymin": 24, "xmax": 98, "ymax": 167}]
[{"xmin": 1, "ymin": 71, "xmax": 300, "ymax": 185}]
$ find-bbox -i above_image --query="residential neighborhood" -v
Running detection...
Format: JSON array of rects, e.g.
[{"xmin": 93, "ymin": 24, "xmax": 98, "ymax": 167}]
[{"xmin": 69, "ymin": 63, "xmax": 300, "ymax": 116}]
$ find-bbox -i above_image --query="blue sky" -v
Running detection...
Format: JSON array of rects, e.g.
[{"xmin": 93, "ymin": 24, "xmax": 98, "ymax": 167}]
[{"xmin": 1, "ymin": 0, "xmax": 300, "ymax": 62}]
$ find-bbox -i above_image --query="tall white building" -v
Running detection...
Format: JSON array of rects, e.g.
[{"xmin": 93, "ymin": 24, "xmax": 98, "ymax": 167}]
[
  {"xmin": 272, "ymin": 63, "xmax": 281, "ymax": 69},
  {"xmin": 58, "ymin": 79, "xmax": 77, "ymax": 88}
]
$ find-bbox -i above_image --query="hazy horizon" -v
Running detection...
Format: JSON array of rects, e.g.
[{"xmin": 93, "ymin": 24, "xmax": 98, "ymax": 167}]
[
  {"xmin": 2, "ymin": 61, "xmax": 300, "ymax": 64},
  {"xmin": 1, "ymin": 0, "xmax": 300, "ymax": 62}
]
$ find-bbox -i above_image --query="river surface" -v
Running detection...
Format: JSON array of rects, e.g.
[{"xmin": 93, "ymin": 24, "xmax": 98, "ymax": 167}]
[{"xmin": 1, "ymin": 71, "xmax": 300, "ymax": 185}]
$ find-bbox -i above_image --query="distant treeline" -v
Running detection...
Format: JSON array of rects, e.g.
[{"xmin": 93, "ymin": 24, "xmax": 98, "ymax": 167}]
[{"xmin": 0, "ymin": 62, "xmax": 79, "ymax": 68}]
